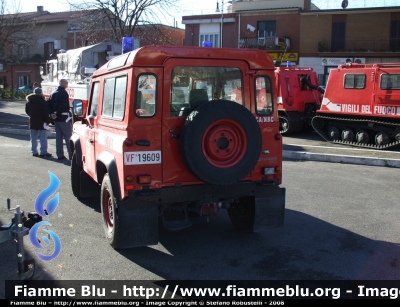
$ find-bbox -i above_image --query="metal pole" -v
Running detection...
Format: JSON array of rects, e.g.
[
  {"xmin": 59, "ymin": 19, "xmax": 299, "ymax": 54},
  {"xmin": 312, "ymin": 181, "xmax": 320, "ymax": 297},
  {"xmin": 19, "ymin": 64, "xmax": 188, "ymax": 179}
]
[{"xmin": 221, "ymin": 0, "xmax": 224, "ymax": 48}]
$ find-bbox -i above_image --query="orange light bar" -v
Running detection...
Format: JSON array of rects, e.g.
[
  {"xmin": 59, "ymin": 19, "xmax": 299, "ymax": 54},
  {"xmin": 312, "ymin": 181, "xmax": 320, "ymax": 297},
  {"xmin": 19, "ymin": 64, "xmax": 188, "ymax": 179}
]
[{"xmin": 138, "ymin": 175, "xmax": 151, "ymax": 184}]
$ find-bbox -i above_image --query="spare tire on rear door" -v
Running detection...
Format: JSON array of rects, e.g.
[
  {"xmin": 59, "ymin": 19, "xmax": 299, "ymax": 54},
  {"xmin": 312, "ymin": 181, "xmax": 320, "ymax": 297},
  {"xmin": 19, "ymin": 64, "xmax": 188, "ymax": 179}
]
[{"xmin": 180, "ymin": 99, "xmax": 262, "ymax": 185}]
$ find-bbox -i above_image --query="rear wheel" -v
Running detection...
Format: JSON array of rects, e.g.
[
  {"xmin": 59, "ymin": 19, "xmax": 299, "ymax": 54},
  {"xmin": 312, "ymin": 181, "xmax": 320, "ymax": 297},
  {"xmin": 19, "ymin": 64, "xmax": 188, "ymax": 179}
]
[
  {"xmin": 227, "ymin": 197, "xmax": 255, "ymax": 232},
  {"xmin": 71, "ymin": 153, "xmax": 82, "ymax": 198},
  {"xmin": 101, "ymin": 174, "xmax": 120, "ymax": 249},
  {"xmin": 279, "ymin": 115, "xmax": 304, "ymax": 134}
]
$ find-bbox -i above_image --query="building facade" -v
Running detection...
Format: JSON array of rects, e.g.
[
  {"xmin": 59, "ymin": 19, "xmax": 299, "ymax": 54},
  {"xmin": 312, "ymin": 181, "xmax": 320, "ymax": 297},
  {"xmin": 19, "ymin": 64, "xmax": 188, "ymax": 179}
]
[
  {"xmin": 182, "ymin": 0, "xmax": 400, "ymax": 85},
  {"xmin": 0, "ymin": 6, "xmax": 184, "ymax": 92},
  {"xmin": 300, "ymin": 7, "xmax": 400, "ymax": 84}
]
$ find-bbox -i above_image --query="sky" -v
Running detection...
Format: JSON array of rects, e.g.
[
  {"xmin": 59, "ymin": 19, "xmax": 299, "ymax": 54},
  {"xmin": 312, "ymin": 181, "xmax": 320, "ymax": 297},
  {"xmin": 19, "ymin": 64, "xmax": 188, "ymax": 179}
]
[{"xmin": 15, "ymin": 0, "xmax": 400, "ymax": 28}]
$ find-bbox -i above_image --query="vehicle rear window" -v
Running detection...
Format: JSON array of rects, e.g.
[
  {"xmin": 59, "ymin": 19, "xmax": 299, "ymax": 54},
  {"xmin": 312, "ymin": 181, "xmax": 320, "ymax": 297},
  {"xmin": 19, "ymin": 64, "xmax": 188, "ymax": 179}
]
[
  {"xmin": 255, "ymin": 76, "xmax": 273, "ymax": 116},
  {"xmin": 170, "ymin": 66, "xmax": 243, "ymax": 117},
  {"xmin": 135, "ymin": 74, "xmax": 157, "ymax": 117}
]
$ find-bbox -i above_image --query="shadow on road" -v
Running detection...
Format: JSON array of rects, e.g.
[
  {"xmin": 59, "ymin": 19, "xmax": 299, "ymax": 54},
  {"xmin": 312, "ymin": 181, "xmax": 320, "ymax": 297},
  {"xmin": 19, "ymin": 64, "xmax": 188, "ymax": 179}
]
[
  {"xmin": 0, "ymin": 215, "xmax": 56, "ymax": 299},
  {"xmin": 116, "ymin": 208, "xmax": 400, "ymax": 280}
]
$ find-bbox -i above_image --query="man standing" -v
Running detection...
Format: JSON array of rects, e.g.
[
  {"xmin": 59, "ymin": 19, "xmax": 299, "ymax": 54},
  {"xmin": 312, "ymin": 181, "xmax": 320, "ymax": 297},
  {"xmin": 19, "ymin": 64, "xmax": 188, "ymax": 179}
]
[
  {"xmin": 48, "ymin": 79, "xmax": 72, "ymax": 160},
  {"xmin": 25, "ymin": 88, "xmax": 52, "ymax": 157}
]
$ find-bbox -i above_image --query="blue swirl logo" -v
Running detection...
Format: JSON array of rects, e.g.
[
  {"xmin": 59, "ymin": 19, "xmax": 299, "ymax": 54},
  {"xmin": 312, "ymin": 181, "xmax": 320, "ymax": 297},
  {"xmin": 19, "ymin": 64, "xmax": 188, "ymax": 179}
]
[{"xmin": 29, "ymin": 171, "xmax": 62, "ymax": 261}]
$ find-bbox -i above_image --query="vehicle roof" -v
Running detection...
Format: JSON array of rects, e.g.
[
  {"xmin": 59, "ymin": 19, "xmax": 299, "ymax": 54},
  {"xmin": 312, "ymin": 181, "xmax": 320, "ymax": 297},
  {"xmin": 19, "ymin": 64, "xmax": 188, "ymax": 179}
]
[
  {"xmin": 337, "ymin": 63, "xmax": 400, "ymax": 70},
  {"xmin": 275, "ymin": 67, "xmax": 315, "ymax": 72},
  {"xmin": 93, "ymin": 45, "xmax": 275, "ymax": 77}
]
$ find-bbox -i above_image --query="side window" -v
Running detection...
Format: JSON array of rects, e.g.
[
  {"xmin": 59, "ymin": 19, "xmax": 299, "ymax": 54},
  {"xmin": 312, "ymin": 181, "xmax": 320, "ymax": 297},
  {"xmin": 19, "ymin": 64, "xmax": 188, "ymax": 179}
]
[
  {"xmin": 381, "ymin": 74, "xmax": 400, "ymax": 90},
  {"xmin": 113, "ymin": 76, "xmax": 127, "ymax": 119},
  {"xmin": 255, "ymin": 76, "xmax": 273, "ymax": 116},
  {"xmin": 102, "ymin": 78, "xmax": 115, "ymax": 117},
  {"xmin": 299, "ymin": 74, "xmax": 312, "ymax": 91},
  {"xmin": 89, "ymin": 82, "xmax": 100, "ymax": 116},
  {"xmin": 102, "ymin": 75, "xmax": 127, "ymax": 120},
  {"xmin": 344, "ymin": 74, "xmax": 366, "ymax": 89},
  {"xmin": 136, "ymin": 74, "xmax": 157, "ymax": 117}
]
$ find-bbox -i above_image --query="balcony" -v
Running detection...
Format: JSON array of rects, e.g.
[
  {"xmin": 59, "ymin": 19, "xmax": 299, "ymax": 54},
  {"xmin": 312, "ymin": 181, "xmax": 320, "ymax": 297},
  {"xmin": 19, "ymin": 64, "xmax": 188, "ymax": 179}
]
[
  {"xmin": 239, "ymin": 36, "xmax": 290, "ymax": 51},
  {"xmin": 318, "ymin": 40, "xmax": 400, "ymax": 53}
]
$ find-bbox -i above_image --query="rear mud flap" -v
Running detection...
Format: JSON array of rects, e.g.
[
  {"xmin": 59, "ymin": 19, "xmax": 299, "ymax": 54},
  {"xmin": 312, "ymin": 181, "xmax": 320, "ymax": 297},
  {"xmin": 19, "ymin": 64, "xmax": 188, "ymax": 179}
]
[
  {"xmin": 117, "ymin": 201, "xmax": 159, "ymax": 248},
  {"xmin": 254, "ymin": 187, "xmax": 285, "ymax": 232}
]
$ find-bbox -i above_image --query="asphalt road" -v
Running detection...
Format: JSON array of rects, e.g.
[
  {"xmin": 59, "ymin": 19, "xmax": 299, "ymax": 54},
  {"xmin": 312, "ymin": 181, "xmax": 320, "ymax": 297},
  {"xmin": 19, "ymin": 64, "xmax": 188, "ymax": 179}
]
[{"xmin": 1, "ymin": 133, "xmax": 400, "ymax": 299}]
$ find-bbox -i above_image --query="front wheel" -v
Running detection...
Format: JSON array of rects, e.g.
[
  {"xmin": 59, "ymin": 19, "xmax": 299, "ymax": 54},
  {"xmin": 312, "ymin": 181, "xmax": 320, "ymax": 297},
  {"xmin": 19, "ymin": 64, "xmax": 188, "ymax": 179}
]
[
  {"xmin": 227, "ymin": 196, "xmax": 255, "ymax": 232},
  {"xmin": 70, "ymin": 153, "xmax": 82, "ymax": 198},
  {"xmin": 101, "ymin": 174, "xmax": 120, "ymax": 249}
]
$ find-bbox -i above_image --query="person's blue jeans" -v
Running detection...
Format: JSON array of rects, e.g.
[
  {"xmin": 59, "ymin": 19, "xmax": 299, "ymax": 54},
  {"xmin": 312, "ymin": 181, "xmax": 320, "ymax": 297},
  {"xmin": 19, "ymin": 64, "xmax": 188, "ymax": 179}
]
[
  {"xmin": 30, "ymin": 129, "xmax": 48, "ymax": 155},
  {"xmin": 54, "ymin": 120, "xmax": 72, "ymax": 159}
]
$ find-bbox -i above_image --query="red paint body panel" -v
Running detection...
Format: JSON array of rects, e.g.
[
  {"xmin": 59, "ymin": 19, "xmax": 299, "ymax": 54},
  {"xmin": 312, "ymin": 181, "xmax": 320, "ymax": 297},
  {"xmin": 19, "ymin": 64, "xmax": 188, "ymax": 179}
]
[
  {"xmin": 319, "ymin": 63, "xmax": 400, "ymax": 118},
  {"xmin": 275, "ymin": 67, "xmax": 322, "ymax": 112}
]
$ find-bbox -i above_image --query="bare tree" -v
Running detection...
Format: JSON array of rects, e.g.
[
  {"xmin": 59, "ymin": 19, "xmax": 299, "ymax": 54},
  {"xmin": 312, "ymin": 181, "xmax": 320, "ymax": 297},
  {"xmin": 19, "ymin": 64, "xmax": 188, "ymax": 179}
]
[
  {"xmin": 68, "ymin": 0, "xmax": 182, "ymax": 46},
  {"xmin": 0, "ymin": 0, "xmax": 43, "ymax": 63}
]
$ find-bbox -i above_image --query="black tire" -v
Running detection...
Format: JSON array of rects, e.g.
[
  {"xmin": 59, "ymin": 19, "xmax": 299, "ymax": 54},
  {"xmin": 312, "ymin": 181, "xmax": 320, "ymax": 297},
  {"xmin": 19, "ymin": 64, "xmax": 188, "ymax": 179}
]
[
  {"xmin": 100, "ymin": 174, "xmax": 120, "ymax": 249},
  {"xmin": 227, "ymin": 197, "xmax": 255, "ymax": 232},
  {"xmin": 71, "ymin": 152, "xmax": 82, "ymax": 198},
  {"xmin": 180, "ymin": 100, "xmax": 261, "ymax": 185},
  {"xmin": 279, "ymin": 115, "xmax": 304, "ymax": 134}
]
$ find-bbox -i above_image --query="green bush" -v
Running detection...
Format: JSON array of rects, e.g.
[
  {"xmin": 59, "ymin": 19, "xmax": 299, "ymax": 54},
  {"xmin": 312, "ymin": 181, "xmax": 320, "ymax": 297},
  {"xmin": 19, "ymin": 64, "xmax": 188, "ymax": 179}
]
[{"xmin": 0, "ymin": 88, "xmax": 29, "ymax": 99}]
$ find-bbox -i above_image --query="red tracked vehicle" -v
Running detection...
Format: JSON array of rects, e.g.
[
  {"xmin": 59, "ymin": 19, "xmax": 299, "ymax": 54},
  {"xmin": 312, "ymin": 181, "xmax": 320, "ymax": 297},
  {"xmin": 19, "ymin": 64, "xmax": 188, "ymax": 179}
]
[
  {"xmin": 275, "ymin": 66, "xmax": 324, "ymax": 134},
  {"xmin": 311, "ymin": 63, "xmax": 400, "ymax": 149}
]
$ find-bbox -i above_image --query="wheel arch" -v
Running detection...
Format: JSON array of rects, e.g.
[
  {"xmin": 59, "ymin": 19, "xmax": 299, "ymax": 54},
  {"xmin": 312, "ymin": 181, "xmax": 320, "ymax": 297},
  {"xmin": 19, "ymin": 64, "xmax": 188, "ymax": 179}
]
[
  {"xmin": 70, "ymin": 134, "xmax": 83, "ymax": 168},
  {"xmin": 96, "ymin": 151, "xmax": 121, "ymax": 201}
]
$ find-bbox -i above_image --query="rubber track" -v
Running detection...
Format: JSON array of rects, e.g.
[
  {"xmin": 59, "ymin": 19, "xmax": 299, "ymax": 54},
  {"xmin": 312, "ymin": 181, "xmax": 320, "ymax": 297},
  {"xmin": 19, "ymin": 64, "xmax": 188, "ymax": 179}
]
[{"xmin": 311, "ymin": 115, "xmax": 400, "ymax": 150}]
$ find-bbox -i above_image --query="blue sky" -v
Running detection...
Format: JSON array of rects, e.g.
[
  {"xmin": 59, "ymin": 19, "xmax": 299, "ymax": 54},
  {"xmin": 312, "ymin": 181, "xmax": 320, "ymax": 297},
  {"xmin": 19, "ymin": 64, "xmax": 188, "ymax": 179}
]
[{"xmin": 17, "ymin": 0, "xmax": 400, "ymax": 28}]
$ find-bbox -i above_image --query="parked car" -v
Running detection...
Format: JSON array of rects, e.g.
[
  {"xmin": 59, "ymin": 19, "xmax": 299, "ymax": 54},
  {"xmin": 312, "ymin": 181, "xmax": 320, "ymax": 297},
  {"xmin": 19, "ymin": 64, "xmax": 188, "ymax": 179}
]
[{"xmin": 18, "ymin": 85, "xmax": 33, "ymax": 94}]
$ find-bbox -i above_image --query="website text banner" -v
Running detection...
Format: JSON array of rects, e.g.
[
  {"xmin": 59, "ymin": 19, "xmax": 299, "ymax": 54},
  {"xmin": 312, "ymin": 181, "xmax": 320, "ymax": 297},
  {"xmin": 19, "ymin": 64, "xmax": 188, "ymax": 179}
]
[{"xmin": 5, "ymin": 280, "xmax": 400, "ymax": 300}]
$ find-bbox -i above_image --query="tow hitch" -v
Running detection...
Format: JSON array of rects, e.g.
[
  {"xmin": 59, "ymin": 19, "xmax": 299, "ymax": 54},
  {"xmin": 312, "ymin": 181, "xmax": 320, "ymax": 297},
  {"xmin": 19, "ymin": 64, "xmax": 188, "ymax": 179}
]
[{"xmin": 200, "ymin": 201, "xmax": 230, "ymax": 221}]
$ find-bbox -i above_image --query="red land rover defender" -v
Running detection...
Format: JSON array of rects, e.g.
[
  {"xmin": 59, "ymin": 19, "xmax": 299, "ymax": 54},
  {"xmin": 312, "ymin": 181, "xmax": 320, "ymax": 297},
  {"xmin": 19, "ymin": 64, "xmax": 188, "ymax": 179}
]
[{"xmin": 70, "ymin": 45, "xmax": 286, "ymax": 249}]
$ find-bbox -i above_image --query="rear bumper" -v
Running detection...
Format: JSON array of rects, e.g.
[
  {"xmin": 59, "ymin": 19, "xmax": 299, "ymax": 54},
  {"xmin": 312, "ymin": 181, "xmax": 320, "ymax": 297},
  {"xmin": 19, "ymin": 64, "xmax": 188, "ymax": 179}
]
[{"xmin": 128, "ymin": 180, "xmax": 284, "ymax": 204}]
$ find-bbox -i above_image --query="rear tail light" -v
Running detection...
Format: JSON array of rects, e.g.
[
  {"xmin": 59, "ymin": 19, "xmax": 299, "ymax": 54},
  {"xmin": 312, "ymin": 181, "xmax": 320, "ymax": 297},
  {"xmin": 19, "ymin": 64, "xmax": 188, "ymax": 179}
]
[
  {"xmin": 275, "ymin": 133, "xmax": 282, "ymax": 140},
  {"xmin": 124, "ymin": 138, "xmax": 134, "ymax": 147},
  {"xmin": 138, "ymin": 175, "xmax": 151, "ymax": 184},
  {"xmin": 125, "ymin": 175, "xmax": 134, "ymax": 183},
  {"xmin": 125, "ymin": 185, "xmax": 135, "ymax": 190}
]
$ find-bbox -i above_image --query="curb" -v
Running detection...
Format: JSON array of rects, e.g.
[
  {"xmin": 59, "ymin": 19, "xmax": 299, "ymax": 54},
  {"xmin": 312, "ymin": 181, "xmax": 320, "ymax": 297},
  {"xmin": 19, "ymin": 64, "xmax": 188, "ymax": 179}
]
[
  {"xmin": 0, "ymin": 128, "xmax": 56, "ymax": 139},
  {"xmin": 1, "ymin": 127, "xmax": 399, "ymax": 168},
  {"xmin": 283, "ymin": 150, "xmax": 400, "ymax": 168}
]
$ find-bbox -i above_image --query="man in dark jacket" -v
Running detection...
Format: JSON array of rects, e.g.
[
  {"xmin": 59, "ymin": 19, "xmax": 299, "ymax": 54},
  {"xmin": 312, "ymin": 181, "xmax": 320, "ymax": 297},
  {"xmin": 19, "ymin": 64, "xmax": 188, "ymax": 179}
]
[
  {"xmin": 25, "ymin": 88, "xmax": 52, "ymax": 157},
  {"xmin": 48, "ymin": 79, "xmax": 72, "ymax": 160}
]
